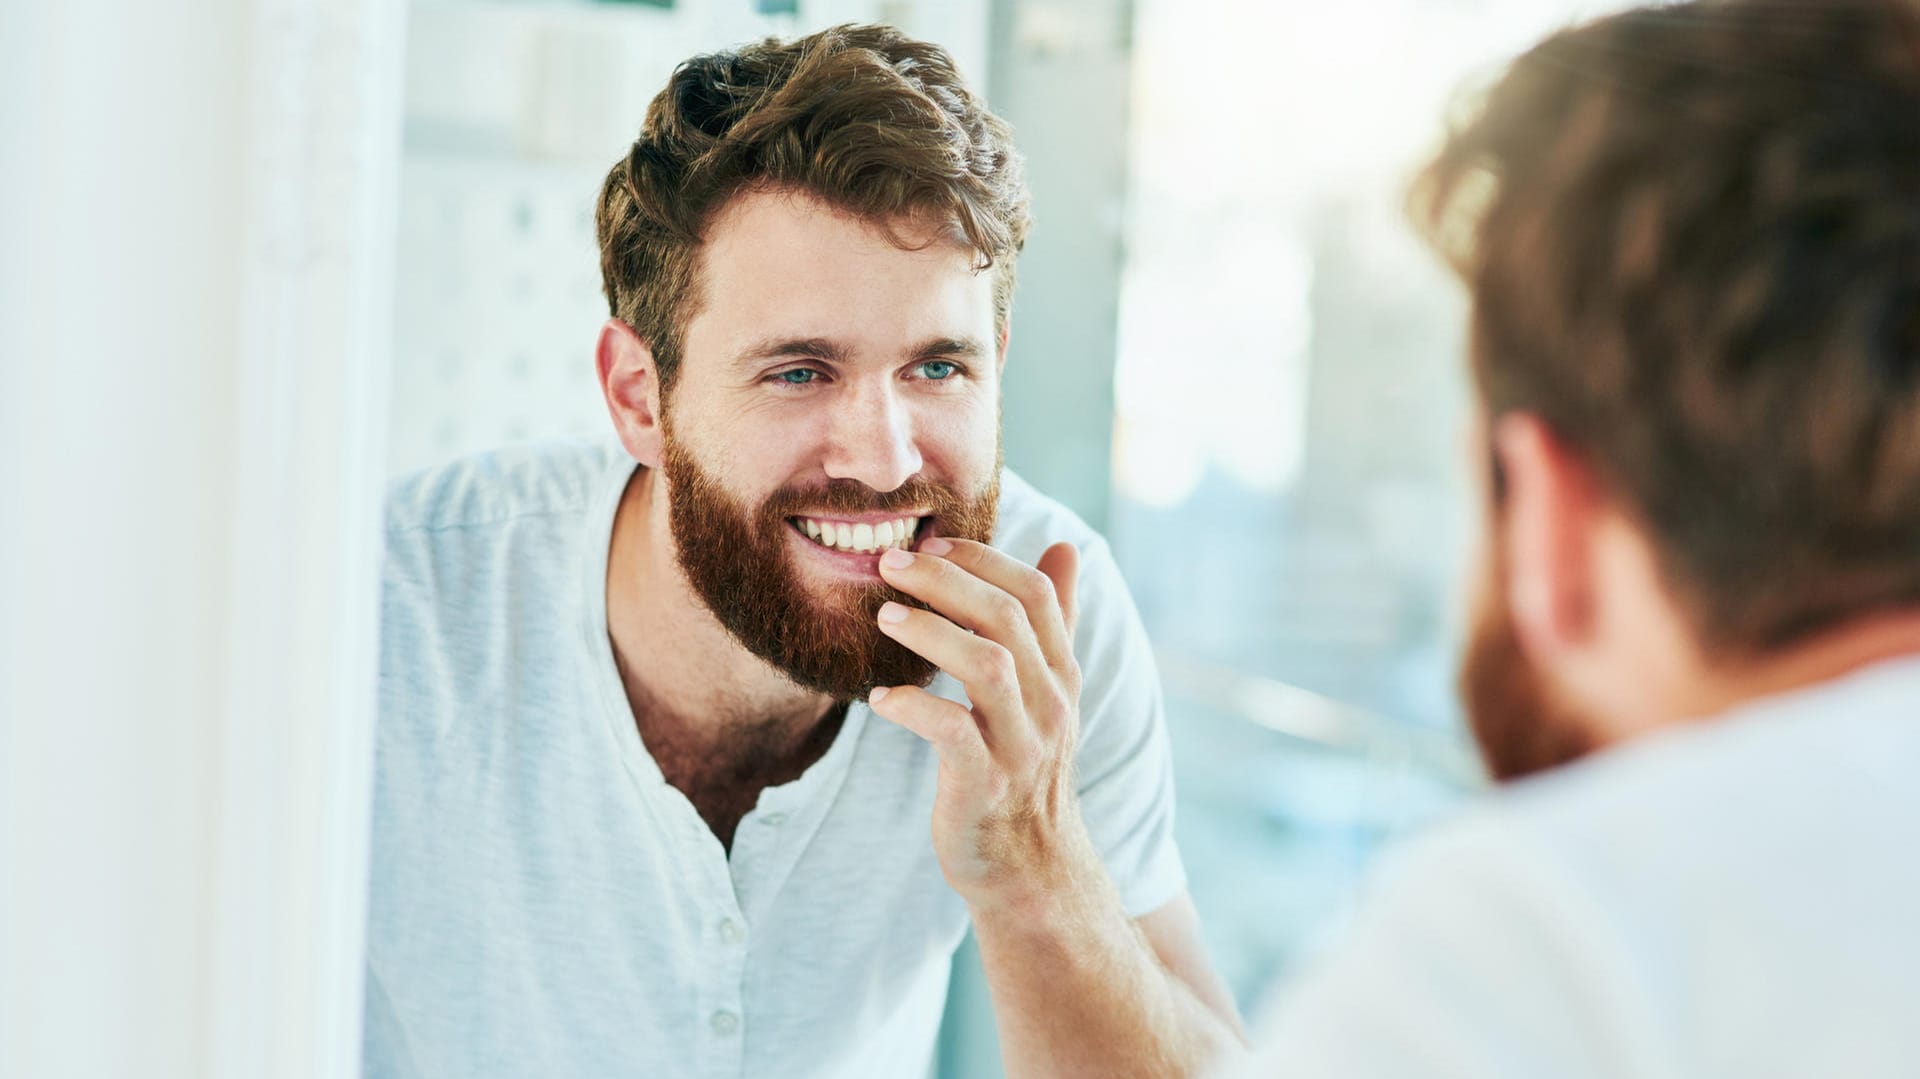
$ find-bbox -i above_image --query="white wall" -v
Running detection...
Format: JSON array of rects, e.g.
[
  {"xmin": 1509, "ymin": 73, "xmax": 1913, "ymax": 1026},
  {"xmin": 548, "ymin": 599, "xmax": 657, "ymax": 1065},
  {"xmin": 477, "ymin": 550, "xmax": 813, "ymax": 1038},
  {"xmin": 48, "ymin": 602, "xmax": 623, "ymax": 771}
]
[{"xmin": 0, "ymin": 2, "xmax": 404, "ymax": 1077}]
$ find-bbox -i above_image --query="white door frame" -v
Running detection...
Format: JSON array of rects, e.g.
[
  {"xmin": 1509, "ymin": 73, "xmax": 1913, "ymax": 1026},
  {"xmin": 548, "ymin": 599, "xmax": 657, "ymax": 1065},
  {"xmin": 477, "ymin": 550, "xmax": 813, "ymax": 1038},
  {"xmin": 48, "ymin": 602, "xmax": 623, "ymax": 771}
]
[{"xmin": 1, "ymin": 2, "xmax": 406, "ymax": 1077}]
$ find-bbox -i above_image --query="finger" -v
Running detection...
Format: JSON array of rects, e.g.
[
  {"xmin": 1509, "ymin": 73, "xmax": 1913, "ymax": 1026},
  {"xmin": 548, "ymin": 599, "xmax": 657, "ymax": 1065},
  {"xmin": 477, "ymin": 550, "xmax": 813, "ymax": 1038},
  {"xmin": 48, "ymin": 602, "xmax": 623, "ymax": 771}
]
[
  {"xmin": 874, "ymin": 601, "xmax": 1028, "ymax": 749},
  {"xmin": 1035, "ymin": 542, "xmax": 1080, "ymax": 645},
  {"xmin": 867, "ymin": 684, "xmax": 989, "ymax": 772},
  {"xmin": 877, "ymin": 546, "xmax": 1049, "ymax": 688},
  {"xmin": 912, "ymin": 538, "xmax": 1077, "ymax": 676}
]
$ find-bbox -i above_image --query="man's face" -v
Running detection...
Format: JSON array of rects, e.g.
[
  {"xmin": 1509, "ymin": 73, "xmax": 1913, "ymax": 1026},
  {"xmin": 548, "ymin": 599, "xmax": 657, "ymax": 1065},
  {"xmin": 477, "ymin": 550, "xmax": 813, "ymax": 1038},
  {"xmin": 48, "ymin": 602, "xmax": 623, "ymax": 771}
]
[
  {"xmin": 1459, "ymin": 455, "xmax": 1601, "ymax": 782},
  {"xmin": 658, "ymin": 189, "xmax": 1005, "ymax": 699}
]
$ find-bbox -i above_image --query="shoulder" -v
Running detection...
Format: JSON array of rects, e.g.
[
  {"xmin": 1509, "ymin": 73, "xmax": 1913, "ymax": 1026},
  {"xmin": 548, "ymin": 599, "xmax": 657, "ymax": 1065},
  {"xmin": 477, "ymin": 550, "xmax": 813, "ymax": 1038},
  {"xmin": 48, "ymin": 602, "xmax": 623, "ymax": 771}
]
[
  {"xmin": 1485, "ymin": 668, "xmax": 1920, "ymax": 939},
  {"xmin": 1499, "ymin": 668, "xmax": 1908, "ymax": 873},
  {"xmin": 990, "ymin": 469, "xmax": 1107, "ymax": 564},
  {"xmin": 1244, "ymin": 686, "xmax": 1920, "ymax": 1079},
  {"xmin": 986, "ymin": 470, "xmax": 1141, "ymax": 663},
  {"xmin": 376, "ymin": 439, "xmax": 627, "ymax": 740},
  {"xmin": 377, "ymin": 437, "xmax": 627, "ymax": 654},
  {"xmin": 1340, "ymin": 686, "xmax": 1920, "ymax": 999},
  {"xmin": 384, "ymin": 437, "xmax": 626, "ymax": 536},
  {"xmin": 1235, "ymin": 796, "xmax": 1668, "ymax": 1079},
  {"xmin": 990, "ymin": 469, "xmax": 1128, "ymax": 612},
  {"xmin": 1387, "ymin": 726, "xmax": 1787, "ymax": 954}
]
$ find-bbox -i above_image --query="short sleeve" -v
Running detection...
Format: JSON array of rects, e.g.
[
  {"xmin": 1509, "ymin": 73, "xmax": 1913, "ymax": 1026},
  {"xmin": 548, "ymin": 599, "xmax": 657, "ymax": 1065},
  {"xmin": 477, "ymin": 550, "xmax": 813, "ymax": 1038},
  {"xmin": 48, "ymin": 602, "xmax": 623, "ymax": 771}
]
[
  {"xmin": 1069, "ymin": 535, "xmax": 1188, "ymax": 918},
  {"xmin": 1223, "ymin": 814, "xmax": 1671, "ymax": 1079}
]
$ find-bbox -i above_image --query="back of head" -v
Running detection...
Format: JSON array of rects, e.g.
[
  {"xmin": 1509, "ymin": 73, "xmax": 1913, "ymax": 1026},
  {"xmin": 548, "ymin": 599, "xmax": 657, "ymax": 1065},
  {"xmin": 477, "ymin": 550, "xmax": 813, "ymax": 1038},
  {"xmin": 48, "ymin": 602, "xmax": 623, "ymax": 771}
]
[
  {"xmin": 596, "ymin": 24, "xmax": 1030, "ymax": 391},
  {"xmin": 1415, "ymin": 0, "xmax": 1920, "ymax": 656}
]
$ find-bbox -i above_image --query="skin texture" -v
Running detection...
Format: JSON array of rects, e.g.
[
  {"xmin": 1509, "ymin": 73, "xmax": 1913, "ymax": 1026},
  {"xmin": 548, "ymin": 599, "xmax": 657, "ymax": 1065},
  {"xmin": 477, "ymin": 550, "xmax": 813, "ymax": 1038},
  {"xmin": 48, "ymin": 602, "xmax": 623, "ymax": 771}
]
[{"xmin": 595, "ymin": 187, "xmax": 1245, "ymax": 1072}]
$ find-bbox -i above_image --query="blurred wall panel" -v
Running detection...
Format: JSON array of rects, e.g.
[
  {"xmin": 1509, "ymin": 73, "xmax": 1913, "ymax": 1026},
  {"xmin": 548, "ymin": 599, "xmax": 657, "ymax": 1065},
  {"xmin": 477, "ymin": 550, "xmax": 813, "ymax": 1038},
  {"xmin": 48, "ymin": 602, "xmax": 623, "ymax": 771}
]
[{"xmin": 986, "ymin": 0, "xmax": 1133, "ymax": 531}]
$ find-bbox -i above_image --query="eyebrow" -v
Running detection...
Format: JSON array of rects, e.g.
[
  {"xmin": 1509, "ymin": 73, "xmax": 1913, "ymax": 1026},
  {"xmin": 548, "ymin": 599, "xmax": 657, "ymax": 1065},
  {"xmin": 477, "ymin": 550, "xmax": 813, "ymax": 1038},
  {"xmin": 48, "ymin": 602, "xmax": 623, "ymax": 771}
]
[
  {"xmin": 909, "ymin": 336, "xmax": 991, "ymax": 362},
  {"xmin": 732, "ymin": 335, "xmax": 992, "ymax": 369},
  {"xmin": 734, "ymin": 337, "xmax": 849, "ymax": 367}
]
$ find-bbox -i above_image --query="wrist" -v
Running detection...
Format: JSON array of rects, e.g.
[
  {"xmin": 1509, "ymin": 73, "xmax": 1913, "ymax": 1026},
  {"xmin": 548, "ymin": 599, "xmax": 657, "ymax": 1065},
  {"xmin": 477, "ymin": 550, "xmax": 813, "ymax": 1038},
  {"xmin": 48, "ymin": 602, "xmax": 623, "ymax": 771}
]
[{"xmin": 965, "ymin": 830, "xmax": 1116, "ymax": 934}]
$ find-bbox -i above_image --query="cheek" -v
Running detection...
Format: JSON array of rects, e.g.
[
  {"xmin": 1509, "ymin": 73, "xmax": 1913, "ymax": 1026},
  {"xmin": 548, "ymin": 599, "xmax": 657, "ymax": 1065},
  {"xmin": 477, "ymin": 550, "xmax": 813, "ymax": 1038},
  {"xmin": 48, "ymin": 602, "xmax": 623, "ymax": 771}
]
[
  {"xmin": 914, "ymin": 397, "xmax": 1000, "ymax": 479},
  {"xmin": 674, "ymin": 404, "xmax": 808, "ymax": 502}
]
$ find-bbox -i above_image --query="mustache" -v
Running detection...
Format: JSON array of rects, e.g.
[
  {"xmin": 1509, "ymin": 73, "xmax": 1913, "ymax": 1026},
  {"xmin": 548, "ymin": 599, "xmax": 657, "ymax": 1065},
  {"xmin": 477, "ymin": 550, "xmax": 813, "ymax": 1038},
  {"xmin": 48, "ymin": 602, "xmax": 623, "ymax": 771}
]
[{"xmin": 759, "ymin": 476, "xmax": 975, "ymax": 519}]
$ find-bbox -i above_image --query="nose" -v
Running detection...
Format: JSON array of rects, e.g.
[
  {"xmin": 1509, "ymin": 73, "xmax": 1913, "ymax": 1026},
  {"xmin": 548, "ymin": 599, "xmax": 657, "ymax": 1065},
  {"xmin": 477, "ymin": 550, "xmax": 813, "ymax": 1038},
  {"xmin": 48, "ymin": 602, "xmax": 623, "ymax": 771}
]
[{"xmin": 821, "ymin": 379, "xmax": 923, "ymax": 493}]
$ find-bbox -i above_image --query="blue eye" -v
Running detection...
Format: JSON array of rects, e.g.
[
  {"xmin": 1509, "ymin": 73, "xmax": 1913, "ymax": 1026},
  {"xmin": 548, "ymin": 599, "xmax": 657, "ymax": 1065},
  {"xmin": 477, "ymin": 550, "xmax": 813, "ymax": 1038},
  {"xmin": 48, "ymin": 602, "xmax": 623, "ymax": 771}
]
[
  {"xmin": 917, "ymin": 360, "xmax": 959, "ymax": 381},
  {"xmin": 773, "ymin": 368, "xmax": 819, "ymax": 386}
]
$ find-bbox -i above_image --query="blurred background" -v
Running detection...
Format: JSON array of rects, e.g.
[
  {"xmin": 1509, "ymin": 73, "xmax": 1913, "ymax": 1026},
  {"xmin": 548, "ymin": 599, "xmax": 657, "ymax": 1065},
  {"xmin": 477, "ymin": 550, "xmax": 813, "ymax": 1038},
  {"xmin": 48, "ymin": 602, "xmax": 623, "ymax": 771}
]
[
  {"xmin": 0, "ymin": 1, "xmax": 1630, "ymax": 1077},
  {"xmin": 385, "ymin": 0, "xmax": 1629, "ymax": 1073}
]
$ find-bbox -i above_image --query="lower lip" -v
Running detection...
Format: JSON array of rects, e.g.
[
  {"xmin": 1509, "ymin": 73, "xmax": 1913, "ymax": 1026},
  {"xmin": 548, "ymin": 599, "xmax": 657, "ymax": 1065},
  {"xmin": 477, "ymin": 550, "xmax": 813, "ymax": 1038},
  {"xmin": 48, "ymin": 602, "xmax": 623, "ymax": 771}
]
[{"xmin": 785, "ymin": 522, "xmax": 899, "ymax": 581}]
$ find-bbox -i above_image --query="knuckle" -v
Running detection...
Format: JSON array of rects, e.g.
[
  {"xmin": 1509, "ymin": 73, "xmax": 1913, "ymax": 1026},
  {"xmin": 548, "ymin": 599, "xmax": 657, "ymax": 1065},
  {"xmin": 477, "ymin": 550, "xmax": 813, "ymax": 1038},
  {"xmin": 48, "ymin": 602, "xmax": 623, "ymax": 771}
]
[
  {"xmin": 1025, "ymin": 695, "xmax": 1071, "ymax": 743},
  {"xmin": 1018, "ymin": 568, "xmax": 1056, "ymax": 609},
  {"xmin": 986, "ymin": 591, "xmax": 1024, "ymax": 630},
  {"xmin": 971, "ymin": 642, "xmax": 1018, "ymax": 692},
  {"xmin": 937, "ymin": 714, "xmax": 973, "ymax": 747},
  {"xmin": 1044, "ymin": 688, "xmax": 1074, "ymax": 726}
]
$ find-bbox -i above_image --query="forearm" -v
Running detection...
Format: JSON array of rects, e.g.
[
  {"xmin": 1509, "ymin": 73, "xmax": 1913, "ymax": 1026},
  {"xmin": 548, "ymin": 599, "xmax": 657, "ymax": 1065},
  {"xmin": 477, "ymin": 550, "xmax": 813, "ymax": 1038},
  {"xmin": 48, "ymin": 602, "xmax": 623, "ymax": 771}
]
[{"xmin": 971, "ymin": 875, "xmax": 1244, "ymax": 1079}]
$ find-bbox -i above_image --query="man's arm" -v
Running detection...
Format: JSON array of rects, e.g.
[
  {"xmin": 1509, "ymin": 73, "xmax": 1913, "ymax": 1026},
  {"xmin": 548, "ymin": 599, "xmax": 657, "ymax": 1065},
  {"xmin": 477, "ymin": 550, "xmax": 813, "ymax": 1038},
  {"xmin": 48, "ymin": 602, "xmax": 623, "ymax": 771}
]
[
  {"xmin": 869, "ymin": 537, "xmax": 1245, "ymax": 1078},
  {"xmin": 974, "ymin": 889, "xmax": 1247, "ymax": 1078}
]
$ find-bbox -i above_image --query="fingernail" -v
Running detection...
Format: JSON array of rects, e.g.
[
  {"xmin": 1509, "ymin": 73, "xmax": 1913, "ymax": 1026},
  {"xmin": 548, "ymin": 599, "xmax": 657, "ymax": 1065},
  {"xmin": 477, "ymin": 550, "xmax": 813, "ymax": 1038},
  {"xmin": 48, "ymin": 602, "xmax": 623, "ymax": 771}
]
[
  {"xmin": 868, "ymin": 686, "xmax": 891, "ymax": 704},
  {"xmin": 920, "ymin": 537, "xmax": 953, "ymax": 556},
  {"xmin": 879, "ymin": 548, "xmax": 914, "ymax": 570},
  {"xmin": 878, "ymin": 601, "xmax": 910, "ymax": 624}
]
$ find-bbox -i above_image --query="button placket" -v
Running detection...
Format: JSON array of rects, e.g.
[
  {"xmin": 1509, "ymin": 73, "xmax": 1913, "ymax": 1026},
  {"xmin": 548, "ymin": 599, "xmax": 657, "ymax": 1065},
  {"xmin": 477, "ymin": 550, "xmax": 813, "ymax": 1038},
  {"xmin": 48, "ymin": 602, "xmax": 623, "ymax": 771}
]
[
  {"xmin": 700, "ymin": 925, "xmax": 749, "ymax": 1077},
  {"xmin": 671, "ymin": 805, "xmax": 747, "ymax": 1078}
]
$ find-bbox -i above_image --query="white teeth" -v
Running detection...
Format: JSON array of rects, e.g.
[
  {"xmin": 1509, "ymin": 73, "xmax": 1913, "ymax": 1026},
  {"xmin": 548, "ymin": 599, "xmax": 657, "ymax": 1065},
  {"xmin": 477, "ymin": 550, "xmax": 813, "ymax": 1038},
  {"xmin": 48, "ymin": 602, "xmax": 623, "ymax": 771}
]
[{"xmin": 796, "ymin": 516, "xmax": 925, "ymax": 553}]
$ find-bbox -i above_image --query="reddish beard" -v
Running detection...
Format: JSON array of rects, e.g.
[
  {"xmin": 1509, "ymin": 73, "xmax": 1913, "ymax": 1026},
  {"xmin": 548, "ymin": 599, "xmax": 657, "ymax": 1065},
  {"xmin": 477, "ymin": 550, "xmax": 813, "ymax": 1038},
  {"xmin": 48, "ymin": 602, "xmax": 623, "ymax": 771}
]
[
  {"xmin": 661, "ymin": 434, "xmax": 1000, "ymax": 701},
  {"xmin": 1459, "ymin": 548, "xmax": 1600, "ymax": 782}
]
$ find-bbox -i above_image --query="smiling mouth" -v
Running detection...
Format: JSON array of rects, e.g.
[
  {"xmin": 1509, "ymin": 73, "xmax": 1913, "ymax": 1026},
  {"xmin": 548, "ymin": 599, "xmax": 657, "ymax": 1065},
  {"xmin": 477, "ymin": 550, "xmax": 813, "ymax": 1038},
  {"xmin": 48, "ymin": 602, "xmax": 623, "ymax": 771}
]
[{"xmin": 788, "ymin": 515, "xmax": 928, "ymax": 555}]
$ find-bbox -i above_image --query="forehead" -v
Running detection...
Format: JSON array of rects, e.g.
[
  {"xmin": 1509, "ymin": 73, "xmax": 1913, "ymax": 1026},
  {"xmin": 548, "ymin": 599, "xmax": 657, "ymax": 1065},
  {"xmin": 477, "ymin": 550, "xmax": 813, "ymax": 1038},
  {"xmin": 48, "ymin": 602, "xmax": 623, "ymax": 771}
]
[{"xmin": 683, "ymin": 189, "xmax": 996, "ymax": 360}]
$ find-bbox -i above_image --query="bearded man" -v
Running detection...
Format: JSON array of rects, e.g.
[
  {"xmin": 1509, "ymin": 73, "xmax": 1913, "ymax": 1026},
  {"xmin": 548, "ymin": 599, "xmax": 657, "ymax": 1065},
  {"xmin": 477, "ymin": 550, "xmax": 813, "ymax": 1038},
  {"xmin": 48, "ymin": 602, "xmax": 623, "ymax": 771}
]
[
  {"xmin": 365, "ymin": 24, "xmax": 1242, "ymax": 1079},
  {"xmin": 1231, "ymin": 1, "xmax": 1920, "ymax": 1075}
]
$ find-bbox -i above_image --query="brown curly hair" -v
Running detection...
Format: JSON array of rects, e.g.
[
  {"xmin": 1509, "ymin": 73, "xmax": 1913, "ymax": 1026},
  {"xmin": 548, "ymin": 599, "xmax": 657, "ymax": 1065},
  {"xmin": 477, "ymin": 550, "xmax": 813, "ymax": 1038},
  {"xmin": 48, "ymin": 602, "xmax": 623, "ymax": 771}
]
[
  {"xmin": 595, "ymin": 24, "xmax": 1030, "ymax": 392},
  {"xmin": 1414, "ymin": 0, "xmax": 1920, "ymax": 654}
]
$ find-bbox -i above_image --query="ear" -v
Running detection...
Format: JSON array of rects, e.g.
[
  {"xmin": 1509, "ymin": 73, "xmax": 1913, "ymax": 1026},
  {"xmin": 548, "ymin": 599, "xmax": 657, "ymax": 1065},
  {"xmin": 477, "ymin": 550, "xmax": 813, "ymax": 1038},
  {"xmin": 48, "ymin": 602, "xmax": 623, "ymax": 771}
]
[
  {"xmin": 996, "ymin": 323, "xmax": 1011, "ymax": 374},
  {"xmin": 1491, "ymin": 412, "xmax": 1602, "ymax": 663},
  {"xmin": 597, "ymin": 319, "xmax": 665, "ymax": 469}
]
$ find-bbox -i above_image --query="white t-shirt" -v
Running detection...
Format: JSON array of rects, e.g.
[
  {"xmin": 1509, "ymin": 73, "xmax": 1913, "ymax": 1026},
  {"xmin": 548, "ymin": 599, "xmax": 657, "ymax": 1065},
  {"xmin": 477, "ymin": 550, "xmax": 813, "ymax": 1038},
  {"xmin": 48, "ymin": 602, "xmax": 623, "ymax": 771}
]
[
  {"xmin": 1231, "ymin": 656, "xmax": 1920, "ymax": 1079},
  {"xmin": 364, "ymin": 438, "xmax": 1185, "ymax": 1079}
]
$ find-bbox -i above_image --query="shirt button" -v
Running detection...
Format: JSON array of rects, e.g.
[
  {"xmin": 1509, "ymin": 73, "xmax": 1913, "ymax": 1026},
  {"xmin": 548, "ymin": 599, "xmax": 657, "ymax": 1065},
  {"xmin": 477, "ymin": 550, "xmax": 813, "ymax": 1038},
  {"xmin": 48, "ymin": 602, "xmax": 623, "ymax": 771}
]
[
  {"xmin": 710, "ymin": 1009, "xmax": 739, "ymax": 1036},
  {"xmin": 717, "ymin": 918, "xmax": 744, "ymax": 946},
  {"xmin": 760, "ymin": 812, "xmax": 787, "ymax": 827}
]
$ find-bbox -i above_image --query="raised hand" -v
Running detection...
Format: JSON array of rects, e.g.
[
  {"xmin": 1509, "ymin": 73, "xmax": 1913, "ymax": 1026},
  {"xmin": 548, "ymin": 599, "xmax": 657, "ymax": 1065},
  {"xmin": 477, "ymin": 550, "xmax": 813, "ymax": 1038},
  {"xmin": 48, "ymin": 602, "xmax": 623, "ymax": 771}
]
[{"xmin": 868, "ymin": 537, "xmax": 1099, "ymax": 912}]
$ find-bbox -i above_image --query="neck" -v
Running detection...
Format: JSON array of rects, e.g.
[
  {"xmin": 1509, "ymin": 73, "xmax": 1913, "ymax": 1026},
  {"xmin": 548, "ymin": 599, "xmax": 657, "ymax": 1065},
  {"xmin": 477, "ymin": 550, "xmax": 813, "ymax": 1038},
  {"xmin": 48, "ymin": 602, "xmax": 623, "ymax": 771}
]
[
  {"xmin": 604, "ymin": 464, "xmax": 835, "ymax": 735},
  {"xmin": 1656, "ymin": 609, "xmax": 1920, "ymax": 730}
]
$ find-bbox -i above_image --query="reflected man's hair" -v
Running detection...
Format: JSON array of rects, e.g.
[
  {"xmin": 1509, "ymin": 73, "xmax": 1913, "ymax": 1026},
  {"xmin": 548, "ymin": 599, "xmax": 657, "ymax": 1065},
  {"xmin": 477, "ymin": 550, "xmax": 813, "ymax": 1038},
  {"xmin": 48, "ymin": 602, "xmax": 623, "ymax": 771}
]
[
  {"xmin": 595, "ymin": 24, "xmax": 1029, "ymax": 392},
  {"xmin": 1414, "ymin": 0, "xmax": 1920, "ymax": 653}
]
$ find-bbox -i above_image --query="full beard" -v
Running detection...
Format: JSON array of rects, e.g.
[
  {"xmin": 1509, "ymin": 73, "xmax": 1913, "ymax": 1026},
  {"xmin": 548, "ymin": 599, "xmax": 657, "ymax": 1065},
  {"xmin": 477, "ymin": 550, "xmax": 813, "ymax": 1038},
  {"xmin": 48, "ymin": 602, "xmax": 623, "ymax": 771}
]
[
  {"xmin": 1459, "ymin": 550, "xmax": 1600, "ymax": 783},
  {"xmin": 662, "ymin": 435, "xmax": 1000, "ymax": 701}
]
